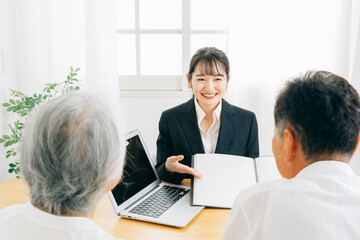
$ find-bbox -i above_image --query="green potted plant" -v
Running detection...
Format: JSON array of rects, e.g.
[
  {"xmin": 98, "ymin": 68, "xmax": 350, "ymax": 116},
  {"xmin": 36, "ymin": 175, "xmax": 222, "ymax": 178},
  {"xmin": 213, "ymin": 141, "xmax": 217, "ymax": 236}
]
[{"xmin": 0, "ymin": 67, "xmax": 81, "ymax": 178}]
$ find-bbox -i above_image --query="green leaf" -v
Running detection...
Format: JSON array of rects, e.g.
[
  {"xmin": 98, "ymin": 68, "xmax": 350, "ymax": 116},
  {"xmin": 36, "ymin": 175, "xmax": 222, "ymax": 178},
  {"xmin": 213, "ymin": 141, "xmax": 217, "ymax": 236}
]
[
  {"xmin": 75, "ymin": 86, "xmax": 80, "ymax": 91},
  {"xmin": 2, "ymin": 102, "xmax": 10, "ymax": 107},
  {"xmin": 9, "ymin": 163, "xmax": 16, "ymax": 167},
  {"xmin": 9, "ymin": 99, "xmax": 15, "ymax": 104},
  {"xmin": 67, "ymin": 75, "xmax": 70, "ymax": 80},
  {"xmin": 14, "ymin": 168, "xmax": 20, "ymax": 174},
  {"xmin": 16, "ymin": 176, "xmax": 20, "ymax": 179},
  {"xmin": 72, "ymin": 73, "xmax": 77, "ymax": 77},
  {"xmin": 6, "ymin": 154, "xmax": 11, "ymax": 158},
  {"xmin": 16, "ymin": 100, "xmax": 22, "ymax": 105},
  {"xmin": 12, "ymin": 152, "xmax": 16, "ymax": 156},
  {"xmin": 75, "ymin": 67, "xmax": 80, "ymax": 72},
  {"xmin": 20, "ymin": 112, "xmax": 27, "ymax": 117},
  {"xmin": 70, "ymin": 66, "xmax": 74, "ymax": 72},
  {"xmin": 8, "ymin": 168, "xmax": 14, "ymax": 173},
  {"xmin": 0, "ymin": 138, "xmax": 5, "ymax": 143},
  {"xmin": 3, "ymin": 135, "xmax": 10, "ymax": 139},
  {"xmin": 6, "ymin": 107, "xmax": 13, "ymax": 112}
]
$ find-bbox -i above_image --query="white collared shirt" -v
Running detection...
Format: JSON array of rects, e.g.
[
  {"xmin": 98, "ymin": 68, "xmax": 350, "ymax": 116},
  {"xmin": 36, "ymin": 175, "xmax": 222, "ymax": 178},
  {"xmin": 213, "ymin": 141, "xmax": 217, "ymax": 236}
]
[
  {"xmin": 0, "ymin": 202, "xmax": 120, "ymax": 240},
  {"xmin": 223, "ymin": 161, "xmax": 360, "ymax": 240},
  {"xmin": 194, "ymin": 98, "xmax": 222, "ymax": 154}
]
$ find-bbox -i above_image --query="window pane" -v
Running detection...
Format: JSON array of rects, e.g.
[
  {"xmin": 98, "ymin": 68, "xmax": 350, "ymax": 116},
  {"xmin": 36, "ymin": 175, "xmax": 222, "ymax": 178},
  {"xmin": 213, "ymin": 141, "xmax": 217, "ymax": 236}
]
[
  {"xmin": 117, "ymin": 34, "xmax": 136, "ymax": 75},
  {"xmin": 191, "ymin": 0, "xmax": 229, "ymax": 30},
  {"xmin": 139, "ymin": 0, "xmax": 182, "ymax": 29},
  {"xmin": 191, "ymin": 34, "xmax": 227, "ymax": 56},
  {"xmin": 140, "ymin": 34, "xmax": 182, "ymax": 75},
  {"xmin": 116, "ymin": 0, "xmax": 135, "ymax": 29}
]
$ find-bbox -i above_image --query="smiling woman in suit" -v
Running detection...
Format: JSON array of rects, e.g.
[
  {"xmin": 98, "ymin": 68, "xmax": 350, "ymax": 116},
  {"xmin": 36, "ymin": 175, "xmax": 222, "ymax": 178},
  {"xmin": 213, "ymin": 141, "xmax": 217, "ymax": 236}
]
[{"xmin": 155, "ymin": 47, "xmax": 259, "ymax": 184}]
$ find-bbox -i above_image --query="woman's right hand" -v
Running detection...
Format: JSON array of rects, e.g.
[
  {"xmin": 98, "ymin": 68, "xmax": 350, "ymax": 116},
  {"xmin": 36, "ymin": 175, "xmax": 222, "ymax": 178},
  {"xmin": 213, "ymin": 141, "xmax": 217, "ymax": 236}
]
[{"xmin": 165, "ymin": 155, "xmax": 202, "ymax": 178}]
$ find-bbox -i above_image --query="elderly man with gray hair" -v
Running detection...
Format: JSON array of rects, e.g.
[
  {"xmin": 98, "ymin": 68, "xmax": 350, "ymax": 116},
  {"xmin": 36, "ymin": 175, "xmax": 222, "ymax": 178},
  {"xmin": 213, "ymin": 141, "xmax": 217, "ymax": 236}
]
[
  {"xmin": 0, "ymin": 92, "xmax": 124, "ymax": 240},
  {"xmin": 223, "ymin": 71, "xmax": 360, "ymax": 240}
]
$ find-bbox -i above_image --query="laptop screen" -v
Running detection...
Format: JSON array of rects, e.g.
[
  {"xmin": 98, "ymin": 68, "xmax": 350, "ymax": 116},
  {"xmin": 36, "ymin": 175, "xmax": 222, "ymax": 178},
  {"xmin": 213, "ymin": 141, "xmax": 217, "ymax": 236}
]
[{"xmin": 111, "ymin": 134, "xmax": 157, "ymax": 206}]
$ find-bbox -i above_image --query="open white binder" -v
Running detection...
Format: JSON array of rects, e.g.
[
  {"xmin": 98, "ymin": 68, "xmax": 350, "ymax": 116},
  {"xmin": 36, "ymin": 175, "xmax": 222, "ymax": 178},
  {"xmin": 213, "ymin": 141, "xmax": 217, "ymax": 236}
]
[{"xmin": 191, "ymin": 154, "xmax": 282, "ymax": 208}]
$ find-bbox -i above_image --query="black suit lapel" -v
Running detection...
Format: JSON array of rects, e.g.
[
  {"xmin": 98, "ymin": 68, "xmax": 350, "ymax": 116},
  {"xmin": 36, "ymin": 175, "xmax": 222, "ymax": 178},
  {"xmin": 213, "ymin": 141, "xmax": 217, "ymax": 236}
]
[
  {"xmin": 215, "ymin": 99, "xmax": 236, "ymax": 153},
  {"xmin": 179, "ymin": 98, "xmax": 204, "ymax": 154}
]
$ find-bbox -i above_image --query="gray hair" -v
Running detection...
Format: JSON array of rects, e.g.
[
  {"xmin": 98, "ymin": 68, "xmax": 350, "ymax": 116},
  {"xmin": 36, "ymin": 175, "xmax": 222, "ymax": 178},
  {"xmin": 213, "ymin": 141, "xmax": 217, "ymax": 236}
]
[{"xmin": 21, "ymin": 92, "xmax": 123, "ymax": 216}]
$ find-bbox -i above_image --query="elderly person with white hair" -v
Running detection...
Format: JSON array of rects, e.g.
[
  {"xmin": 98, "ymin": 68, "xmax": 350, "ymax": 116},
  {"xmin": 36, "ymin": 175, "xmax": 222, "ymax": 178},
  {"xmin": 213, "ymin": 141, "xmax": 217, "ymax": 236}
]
[{"xmin": 0, "ymin": 92, "xmax": 124, "ymax": 240}]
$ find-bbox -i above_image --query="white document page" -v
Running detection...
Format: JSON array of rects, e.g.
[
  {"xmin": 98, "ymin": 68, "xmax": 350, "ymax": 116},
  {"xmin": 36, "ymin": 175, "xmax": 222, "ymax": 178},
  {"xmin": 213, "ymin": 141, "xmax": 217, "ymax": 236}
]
[
  {"xmin": 192, "ymin": 154, "xmax": 257, "ymax": 208},
  {"xmin": 255, "ymin": 156, "xmax": 282, "ymax": 182}
]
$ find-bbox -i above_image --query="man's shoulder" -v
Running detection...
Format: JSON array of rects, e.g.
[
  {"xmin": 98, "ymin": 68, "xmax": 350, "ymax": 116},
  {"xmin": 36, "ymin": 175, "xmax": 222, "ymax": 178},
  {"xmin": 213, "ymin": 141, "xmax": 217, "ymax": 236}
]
[{"xmin": 234, "ymin": 178, "xmax": 292, "ymax": 204}]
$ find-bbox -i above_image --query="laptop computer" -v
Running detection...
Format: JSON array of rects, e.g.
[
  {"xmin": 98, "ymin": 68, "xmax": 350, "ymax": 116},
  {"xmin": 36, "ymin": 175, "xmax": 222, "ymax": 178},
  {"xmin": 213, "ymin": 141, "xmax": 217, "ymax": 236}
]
[{"xmin": 108, "ymin": 129, "xmax": 204, "ymax": 227}]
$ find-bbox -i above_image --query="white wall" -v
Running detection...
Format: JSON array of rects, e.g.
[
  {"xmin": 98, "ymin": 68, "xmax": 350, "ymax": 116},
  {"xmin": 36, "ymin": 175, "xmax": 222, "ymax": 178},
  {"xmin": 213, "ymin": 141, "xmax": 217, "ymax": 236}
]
[
  {"xmin": 119, "ymin": 96, "xmax": 190, "ymax": 161},
  {"xmin": 0, "ymin": 0, "xmax": 20, "ymax": 184}
]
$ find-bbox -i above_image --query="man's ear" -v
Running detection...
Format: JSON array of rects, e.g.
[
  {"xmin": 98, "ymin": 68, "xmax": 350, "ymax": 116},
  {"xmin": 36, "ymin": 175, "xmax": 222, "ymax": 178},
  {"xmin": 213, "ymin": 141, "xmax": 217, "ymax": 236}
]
[
  {"xmin": 354, "ymin": 133, "xmax": 360, "ymax": 155},
  {"xmin": 282, "ymin": 128, "xmax": 296, "ymax": 164}
]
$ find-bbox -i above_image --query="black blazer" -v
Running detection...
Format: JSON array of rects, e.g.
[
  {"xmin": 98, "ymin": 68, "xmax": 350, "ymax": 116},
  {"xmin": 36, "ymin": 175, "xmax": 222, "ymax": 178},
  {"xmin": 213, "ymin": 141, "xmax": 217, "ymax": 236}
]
[{"xmin": 155, "ymin": 97, "xmax": 259, "ymax": 184}]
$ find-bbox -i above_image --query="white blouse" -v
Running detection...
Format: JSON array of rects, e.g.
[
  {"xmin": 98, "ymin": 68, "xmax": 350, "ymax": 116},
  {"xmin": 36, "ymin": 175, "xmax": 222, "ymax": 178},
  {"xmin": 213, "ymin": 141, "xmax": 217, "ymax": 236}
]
[
  {"xmin": 194, "ymin": 98, "xmax": 222, "ymax": 154},
  {"xmin": 0, "ymin": 202, "xmax": 120, "ymax": 240}
]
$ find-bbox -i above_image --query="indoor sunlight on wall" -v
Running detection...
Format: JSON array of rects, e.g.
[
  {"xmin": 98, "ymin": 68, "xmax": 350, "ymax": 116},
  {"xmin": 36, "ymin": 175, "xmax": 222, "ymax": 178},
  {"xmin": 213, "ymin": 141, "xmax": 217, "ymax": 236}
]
[{"xmin": 227, "ymin": 0, "xmax": 351, "ymax": 156}]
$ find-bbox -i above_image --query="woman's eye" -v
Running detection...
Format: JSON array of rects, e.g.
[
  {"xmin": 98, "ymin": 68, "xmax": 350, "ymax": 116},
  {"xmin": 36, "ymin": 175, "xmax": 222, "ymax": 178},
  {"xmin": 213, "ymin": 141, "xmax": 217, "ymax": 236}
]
[
  {"xmin": 216, "ymin": 78, "xmax": 223, "ymax": 81},
  {"xmin": 197, "ymin": 78, "xmax": 205, "ymax": 81}
]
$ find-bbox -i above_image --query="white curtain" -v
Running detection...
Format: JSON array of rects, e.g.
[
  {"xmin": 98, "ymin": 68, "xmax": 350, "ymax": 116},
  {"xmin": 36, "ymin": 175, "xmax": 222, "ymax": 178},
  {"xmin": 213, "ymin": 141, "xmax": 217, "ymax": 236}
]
[
  {"xmin": 0, "ymin": 0, "xmax": 120, "ymax": 183},
  {"xmin": 348, "ymin": 0, "xmax": 360, "ymax": 174},
  {"xmin": 227, "ymin": 0, "xmax": 360, "ymax": 173},
  {"xmin": 13, "ymin": 0, "xmax": 119, "ymax": 93}
]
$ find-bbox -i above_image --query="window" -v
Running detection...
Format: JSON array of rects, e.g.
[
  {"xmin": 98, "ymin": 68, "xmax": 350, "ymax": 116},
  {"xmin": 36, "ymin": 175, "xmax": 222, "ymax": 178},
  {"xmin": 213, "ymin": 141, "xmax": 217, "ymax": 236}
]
[{"xmin": 116, "ymin": 0, "xmax": 230, "ymax": 92}]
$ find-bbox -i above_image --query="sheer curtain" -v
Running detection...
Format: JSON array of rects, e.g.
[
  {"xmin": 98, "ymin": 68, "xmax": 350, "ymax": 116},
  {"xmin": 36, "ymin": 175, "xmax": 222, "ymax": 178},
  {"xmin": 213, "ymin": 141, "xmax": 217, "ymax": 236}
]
[
  {"xmin": 0, "ymin": 0, "xmax": 120, "ymax": 183},
  {"xmin": 13, "ymin": 0, "xmax": 119, "ymax": 93},
  {"xmin": 227, "ymin": 0, "xmax": 360, "ymax": 173},
  {"xmin": 349, "ymin": 0, "xmax": 360, "ymax": 174}
]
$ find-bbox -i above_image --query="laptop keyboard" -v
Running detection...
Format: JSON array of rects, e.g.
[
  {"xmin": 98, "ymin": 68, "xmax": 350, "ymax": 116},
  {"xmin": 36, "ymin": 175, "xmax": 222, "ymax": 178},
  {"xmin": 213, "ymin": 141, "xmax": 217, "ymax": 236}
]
[{"xmin": 129, "ymin": 185, "xmax": 190, "ymax": 218}]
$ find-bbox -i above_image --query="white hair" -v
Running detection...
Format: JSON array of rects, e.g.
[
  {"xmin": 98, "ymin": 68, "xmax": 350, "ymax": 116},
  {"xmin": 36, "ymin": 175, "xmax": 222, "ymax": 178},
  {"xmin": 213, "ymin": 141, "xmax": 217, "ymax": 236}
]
[{"xmin": 21, "ymin": 92, "xmax": 124, "ymax": 216}]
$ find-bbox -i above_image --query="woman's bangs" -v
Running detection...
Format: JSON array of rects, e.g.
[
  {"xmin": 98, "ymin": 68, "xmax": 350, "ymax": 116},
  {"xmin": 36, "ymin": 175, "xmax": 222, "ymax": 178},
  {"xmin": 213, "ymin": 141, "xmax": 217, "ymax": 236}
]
[{"xmin": 197, "ymin": 58, "xmax": 224, "ymax": 76}]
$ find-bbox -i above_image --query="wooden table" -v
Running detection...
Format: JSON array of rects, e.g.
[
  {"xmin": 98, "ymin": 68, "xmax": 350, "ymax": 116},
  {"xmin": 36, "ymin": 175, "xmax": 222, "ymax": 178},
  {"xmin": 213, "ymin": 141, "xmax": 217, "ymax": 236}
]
[{"xmin": 0, "ymin": 179, "xmax": 231, "ymax": 240}]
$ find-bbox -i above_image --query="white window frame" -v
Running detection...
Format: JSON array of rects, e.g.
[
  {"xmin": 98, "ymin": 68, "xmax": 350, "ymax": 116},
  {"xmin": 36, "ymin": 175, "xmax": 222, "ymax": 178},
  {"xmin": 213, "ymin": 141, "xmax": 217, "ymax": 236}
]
[{"xmin": 118, "ymin": 0, "xmax": 229, "ymax": 97}]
